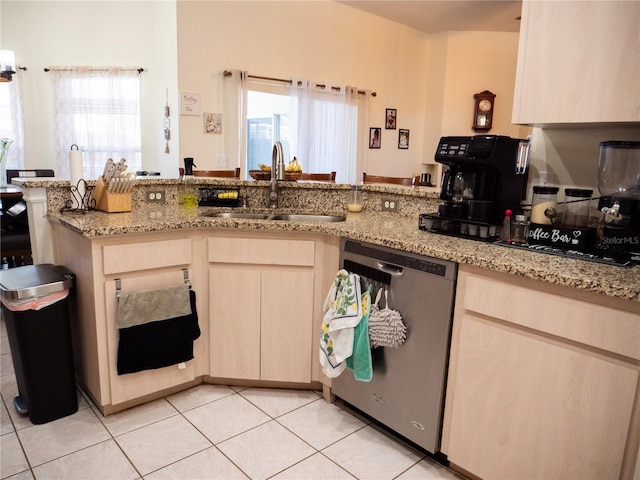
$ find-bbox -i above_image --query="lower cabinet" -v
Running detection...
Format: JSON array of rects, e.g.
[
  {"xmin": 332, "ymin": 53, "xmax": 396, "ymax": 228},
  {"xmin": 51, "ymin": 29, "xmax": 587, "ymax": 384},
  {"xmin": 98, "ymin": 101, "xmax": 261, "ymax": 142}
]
[
  {"xmin": 442, "ymin": 265, "xmax": 640, "ymax": 479},
  {"xmin": 208, "ymin": 233, "xmax": 316, "ymax": 383},
  {"xmin": 50, "ymin": 225, "xmax": 201, "ymax": 414}
]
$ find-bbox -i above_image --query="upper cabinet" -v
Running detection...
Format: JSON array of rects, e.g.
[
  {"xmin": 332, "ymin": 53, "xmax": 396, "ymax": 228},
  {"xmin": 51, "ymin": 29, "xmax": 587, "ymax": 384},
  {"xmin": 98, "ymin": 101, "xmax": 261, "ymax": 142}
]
[{"xmin": 512, "ymin": 0, "xmax": 640, "ymax": 126}]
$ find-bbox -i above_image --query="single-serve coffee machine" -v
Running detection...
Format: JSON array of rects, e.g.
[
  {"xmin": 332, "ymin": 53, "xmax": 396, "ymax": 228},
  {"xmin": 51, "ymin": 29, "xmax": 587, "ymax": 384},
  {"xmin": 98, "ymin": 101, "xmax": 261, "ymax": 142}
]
[
  {"xmin": 597, "ymin": 141, "xmax": 640, "ymax": 259},
  {"xmin": 419, "ymin": 135, "xmax": 528, "ymax": 239}
]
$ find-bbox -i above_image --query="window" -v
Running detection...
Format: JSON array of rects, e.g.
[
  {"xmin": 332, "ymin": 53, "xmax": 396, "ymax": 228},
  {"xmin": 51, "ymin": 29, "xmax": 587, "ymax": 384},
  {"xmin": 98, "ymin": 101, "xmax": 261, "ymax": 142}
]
[
  {"xmin": 50, "ymin": 67, "xmax": 142, "ymax": 179},
  {"xmin": 240, "ymin": 76, "xmax": 368, "ymax": 184},
  {"xmin": 0, "ymin": 72, "xmax": 25, "ymax": 173},
  {"xmin": 246, "ymin": 90, "xmax": 291, "ymax": 171}
]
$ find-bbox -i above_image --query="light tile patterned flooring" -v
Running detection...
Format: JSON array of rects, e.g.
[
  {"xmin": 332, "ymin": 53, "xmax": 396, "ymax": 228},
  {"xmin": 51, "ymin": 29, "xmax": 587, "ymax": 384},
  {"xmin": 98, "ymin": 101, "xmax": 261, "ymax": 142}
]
[{"xmin": 1, "ymin": 315, "xmax": 462, "ymax": 480}]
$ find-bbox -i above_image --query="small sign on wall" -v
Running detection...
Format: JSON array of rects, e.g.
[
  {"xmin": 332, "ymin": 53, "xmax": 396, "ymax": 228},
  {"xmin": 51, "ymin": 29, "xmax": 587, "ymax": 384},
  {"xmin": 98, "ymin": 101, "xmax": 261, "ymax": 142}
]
[{"xmin": 180, "ymin": 92, "xmax": 201, "ymax": 116}]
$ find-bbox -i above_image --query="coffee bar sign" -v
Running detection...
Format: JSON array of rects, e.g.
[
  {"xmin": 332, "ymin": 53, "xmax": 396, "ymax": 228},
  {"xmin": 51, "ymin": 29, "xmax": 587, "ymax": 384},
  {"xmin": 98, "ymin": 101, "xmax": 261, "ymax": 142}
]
[{"xmin": 527, "ymin": 224, "xmax": 596, "ymax": 251}]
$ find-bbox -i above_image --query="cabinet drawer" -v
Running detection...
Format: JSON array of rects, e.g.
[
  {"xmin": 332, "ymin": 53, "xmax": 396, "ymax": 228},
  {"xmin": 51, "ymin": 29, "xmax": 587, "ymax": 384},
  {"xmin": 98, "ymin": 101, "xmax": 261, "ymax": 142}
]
[
  {"xmin": 103, "ymin": 239, "xmax": 192, "ymax": 274},
  {"xmin": 463, "ymin": 273, "xmax": 640, "ymax": 360},
  {"xmin": 208, "ymin": 237, "xmax": 315, "ymax": 266}
]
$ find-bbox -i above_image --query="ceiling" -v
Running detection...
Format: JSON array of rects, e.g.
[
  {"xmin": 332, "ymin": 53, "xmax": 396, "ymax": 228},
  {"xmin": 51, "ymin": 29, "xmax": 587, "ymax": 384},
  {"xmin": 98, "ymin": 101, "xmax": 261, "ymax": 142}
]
[{"xmin": 338, "ymin": 1, "xmax": 523, "ymax": 33}]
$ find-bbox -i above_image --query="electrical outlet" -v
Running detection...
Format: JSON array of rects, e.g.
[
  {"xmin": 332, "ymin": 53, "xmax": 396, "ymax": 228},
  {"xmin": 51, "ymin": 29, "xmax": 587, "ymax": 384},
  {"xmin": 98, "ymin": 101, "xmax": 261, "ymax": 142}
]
[
  {"xmin": 146, "ymin": 190, "xmax": 165, "ymax": 203},
  {"xmin": 381, "ymin": 197, "xmax": 399, "ymax": 213},
  {"xmin": 216, "ymin": 154, "xmax": 226, "ymax": 167}
]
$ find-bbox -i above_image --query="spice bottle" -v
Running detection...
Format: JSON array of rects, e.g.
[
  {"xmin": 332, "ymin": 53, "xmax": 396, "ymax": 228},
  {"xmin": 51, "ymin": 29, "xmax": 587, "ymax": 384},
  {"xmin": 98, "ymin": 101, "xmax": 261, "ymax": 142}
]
[
  {"xmin": 500, "ymin": 209, "xmax": 512, "ymax": 243},
  {"xmin": 531, "ymin": 186, "xmax": 560, "ymax": 225},
  {"xmin": 512, "ymin": 214, "xmax": 528, "ymax": 244}
]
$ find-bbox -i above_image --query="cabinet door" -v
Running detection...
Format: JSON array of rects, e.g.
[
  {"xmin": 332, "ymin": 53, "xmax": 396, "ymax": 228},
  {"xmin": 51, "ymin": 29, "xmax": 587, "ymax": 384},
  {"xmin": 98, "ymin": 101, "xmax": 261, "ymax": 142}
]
[
  {"xmin": 105, "ymin": 271, "xmax": 196, "ymax": 406},
  {"xmin": 209, "ymin": 265, "xmax": 261, "ymax": 380},
  {"xmin": 261, "ymin": 269, "xmax": 315, "ymax": 383},
  {"xmin": 444, "ymin": 313, "xmax": 638, "ymax": 479},
  {"xmin": 512, "ymin": 0, "xmax": 640, "ymax": 124}
]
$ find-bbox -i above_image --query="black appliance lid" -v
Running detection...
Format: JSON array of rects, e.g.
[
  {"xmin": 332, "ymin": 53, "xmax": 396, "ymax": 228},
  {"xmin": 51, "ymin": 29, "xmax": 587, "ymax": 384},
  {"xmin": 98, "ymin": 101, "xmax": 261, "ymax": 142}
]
[
  {"xmin": 564, "ymin": 188, "xmax": 593, "ymax": 197},
  {"xmin": 533, "ymin": 186, "xmax": 559, "ymax": 194},
  {"xmin": 599, "ymin": 141, "xmax": 640, "ymax": 149}
]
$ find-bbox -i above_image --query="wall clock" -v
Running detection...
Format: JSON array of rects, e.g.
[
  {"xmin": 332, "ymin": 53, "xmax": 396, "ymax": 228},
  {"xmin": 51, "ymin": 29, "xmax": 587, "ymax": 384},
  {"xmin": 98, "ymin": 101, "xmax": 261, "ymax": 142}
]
[{"xmin": 473, "ymin": 90, "xmax": 496, "ymax": 131}]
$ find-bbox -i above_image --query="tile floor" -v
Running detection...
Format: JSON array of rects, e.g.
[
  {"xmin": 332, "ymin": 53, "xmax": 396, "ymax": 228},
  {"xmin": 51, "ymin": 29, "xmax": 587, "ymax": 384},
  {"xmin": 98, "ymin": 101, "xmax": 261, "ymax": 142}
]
[{"xmin": 1, "ymin": 315, "xmax": 462, "ymax": 480}]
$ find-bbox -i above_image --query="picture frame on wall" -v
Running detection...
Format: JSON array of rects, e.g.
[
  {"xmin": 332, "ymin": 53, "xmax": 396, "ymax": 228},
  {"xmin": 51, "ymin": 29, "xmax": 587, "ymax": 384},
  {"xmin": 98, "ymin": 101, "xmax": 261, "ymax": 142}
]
[
  {"xmin": 180, "ymin": 92, "xmax": 201, "ymax": 116},
  {"xmin": 203, "ymin": 113, "xmax": 222, "ymax": 134},
  {"xmin": 385, "ymin": 108, "xmax": 397, "ymax": 129},
  {"xmin": 398, "ymin": 129, "xmax": 409, "ymax": 149},
  {"xmin": 369, "ymin": 128, "xmax": 381, "ymax": 149}
]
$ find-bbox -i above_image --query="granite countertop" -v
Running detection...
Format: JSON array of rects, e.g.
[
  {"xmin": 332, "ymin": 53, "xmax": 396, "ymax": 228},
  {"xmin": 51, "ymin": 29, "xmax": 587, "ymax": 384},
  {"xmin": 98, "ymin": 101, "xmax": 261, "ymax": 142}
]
[{"xmin": 48, "ymin": 204, "xmax": 640, "ymax": 303}]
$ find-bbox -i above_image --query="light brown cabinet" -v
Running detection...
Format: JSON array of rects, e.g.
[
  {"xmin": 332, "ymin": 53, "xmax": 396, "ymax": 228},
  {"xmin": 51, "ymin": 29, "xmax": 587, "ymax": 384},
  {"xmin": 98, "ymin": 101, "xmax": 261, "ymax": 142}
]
[
  {"xmin": 51, "ymin": 223, "xmax": 339, "ymax": 414},
  {"xmin": 512, "ymin": 0, "xmax": 640, "ymax": 125},
  {"xmin": 207, "ymin": 232, "xmax": 337, "ymax": 384},
  {"xmin": 50, "ymin": 226, "xmax": 202, "ymax": 414},
  {"xmin": 442, "ymin": 265, "xmax": 640, "ymax": 479}
]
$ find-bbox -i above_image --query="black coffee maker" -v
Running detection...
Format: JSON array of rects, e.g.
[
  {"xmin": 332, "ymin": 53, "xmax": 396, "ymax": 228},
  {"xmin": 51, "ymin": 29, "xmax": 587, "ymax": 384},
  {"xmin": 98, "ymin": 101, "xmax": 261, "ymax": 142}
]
[{"xmin": 419, "ymin": 135, "xmax": 528, "ymax": 239}]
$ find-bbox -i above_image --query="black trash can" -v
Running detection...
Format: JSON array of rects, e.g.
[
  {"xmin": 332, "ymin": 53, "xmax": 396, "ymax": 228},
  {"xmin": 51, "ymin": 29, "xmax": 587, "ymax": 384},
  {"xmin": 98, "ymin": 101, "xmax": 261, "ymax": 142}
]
[{"xmin": 0, "ymin": 264, "xmax": 78, "ymax": 424}]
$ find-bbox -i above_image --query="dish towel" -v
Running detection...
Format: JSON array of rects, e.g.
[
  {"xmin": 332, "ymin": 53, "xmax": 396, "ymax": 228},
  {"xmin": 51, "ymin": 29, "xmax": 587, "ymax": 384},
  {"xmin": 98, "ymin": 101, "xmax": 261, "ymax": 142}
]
[
  {"xmin": 320, "ymin": 269, "xmax": 362, "ymax": 378},
  {"xmin": 346, "ymin": 286, "xmax": 373, "ymax": 382},
  {"xmin": 117, "ymin": 285, "xmax": 192, "ymax": 328},
  {"xmin": 117, "ymin": 287, "xmax": 200, "ymax": 375},
  {"xmin": 368, "ymin": 288, "xmax": 406, "ymax": 348}
]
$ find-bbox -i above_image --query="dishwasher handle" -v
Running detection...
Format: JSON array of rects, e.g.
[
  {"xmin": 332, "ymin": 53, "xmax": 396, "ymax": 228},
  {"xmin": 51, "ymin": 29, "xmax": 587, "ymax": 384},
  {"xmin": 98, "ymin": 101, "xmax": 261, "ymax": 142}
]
[{"xmin": 376, "ymin": 261, "xmax": 404, "ymax": 276}]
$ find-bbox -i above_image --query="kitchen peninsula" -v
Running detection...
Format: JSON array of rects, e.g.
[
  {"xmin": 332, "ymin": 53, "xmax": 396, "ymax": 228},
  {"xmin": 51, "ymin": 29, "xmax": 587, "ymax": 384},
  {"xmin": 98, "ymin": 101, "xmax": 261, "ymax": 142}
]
[{"xmin": 15, "ymin": 177, "xmax": 640, "ymax": 479}]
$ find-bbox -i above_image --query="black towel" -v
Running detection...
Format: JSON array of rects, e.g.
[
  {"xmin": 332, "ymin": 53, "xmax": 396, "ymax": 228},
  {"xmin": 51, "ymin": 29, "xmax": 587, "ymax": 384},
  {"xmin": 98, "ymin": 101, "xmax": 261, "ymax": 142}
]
[{"xmin": 117, "ymin": 289, "xmax": 200, "ymax": 375}]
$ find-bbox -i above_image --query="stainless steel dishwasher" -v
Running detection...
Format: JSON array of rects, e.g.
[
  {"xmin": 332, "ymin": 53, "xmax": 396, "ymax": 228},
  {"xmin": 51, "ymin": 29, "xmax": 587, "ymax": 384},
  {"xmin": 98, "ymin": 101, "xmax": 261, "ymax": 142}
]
[{"xmin": 333, "ymin": 238, "xmax": 457, "ymax": 455}]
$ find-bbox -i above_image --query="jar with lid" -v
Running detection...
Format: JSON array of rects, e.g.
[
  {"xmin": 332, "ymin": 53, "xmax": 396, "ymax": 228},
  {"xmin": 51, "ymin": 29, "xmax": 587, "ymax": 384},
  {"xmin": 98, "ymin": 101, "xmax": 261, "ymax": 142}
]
[
  {"xmin": 562, "ymin": 188, "xmax": 593, "ymax": 228},
  {"xmin": 531, "ymin": 186, "xmax": 560, "ymax": 225},
  {"xmin": 512, "ymin": 214, "xmax": 528, "ymax": 244}
]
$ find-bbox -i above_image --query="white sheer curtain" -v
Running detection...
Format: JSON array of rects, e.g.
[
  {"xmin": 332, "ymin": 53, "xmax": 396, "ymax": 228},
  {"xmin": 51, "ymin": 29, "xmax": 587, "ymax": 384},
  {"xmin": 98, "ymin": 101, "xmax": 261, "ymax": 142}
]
[
  {"xmin": 224, "ymin": 69, "xmax": 371, "ymax": 184},
  {"xmin": 0, "ymin": 70, "xmax": 26, "ymax": 179},
  {"xmin": 222, "ymin": 69, "xmax": 248, "ymax": 175},
  {"xmin": 50, "ymin": 66, "xmax": 142, "ymax": 179},
  {"xmin": 290, "ymin": 81, "xmax": 368, "ymax": 184}
]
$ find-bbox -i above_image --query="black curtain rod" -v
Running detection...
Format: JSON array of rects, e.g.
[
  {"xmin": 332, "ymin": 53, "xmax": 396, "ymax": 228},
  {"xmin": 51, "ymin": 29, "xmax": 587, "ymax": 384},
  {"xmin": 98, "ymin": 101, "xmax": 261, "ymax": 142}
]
[
  {"xmin": 44, "ymin": 67, "xmax": 144, "ymax": 73},
  {"xmin": 223, "ymin": 70, "xmax": 376, "ymax": 97}
]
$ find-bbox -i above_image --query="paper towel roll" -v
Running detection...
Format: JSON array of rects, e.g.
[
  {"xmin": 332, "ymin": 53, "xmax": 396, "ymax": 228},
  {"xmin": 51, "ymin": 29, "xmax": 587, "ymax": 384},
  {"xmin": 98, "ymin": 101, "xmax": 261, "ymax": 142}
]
[{"xmin": 69, "ymin": 148, "xmax": 85, "ymax": 209}]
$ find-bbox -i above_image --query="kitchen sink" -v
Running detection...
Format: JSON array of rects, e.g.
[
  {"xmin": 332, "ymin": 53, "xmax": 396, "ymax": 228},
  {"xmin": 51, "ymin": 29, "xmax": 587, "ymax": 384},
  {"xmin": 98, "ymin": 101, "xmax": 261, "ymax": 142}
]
[
  {"xmin": 271, "ymin": 214, "xmax": 345, "ymax": 222},
  {"xmin": 204, "ymin": 212, "xmax": 273, "ymax": 220},
  {"xmin": 203, "ymin": 212, "xmax": 346, "ymax": 222}
]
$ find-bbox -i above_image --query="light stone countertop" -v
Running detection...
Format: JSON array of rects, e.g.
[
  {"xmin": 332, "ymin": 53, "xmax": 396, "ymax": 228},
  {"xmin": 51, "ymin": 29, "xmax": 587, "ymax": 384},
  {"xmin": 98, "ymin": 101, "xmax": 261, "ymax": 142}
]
[
  {"xmin": 14, "ymin": 176, "xmax": 639, "ymax": 303},
  {"xmin": 47, "ymin": 202, "xmax": 640, "ymax": 303}
]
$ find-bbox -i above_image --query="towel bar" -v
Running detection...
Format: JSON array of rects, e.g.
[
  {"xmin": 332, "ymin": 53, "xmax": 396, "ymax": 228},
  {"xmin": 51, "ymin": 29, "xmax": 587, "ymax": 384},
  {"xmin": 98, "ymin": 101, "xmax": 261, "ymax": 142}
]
[{"xmin": 115, "ymin": 268, "xmax": 191, "ymax": 301}]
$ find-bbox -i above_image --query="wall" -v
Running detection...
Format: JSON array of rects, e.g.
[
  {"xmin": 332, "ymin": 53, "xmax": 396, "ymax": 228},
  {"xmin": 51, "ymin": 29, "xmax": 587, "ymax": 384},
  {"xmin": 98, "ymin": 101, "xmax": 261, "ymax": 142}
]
[
  {"xmin": 422, "ymin": 30, "xmax": 528, "ymax": 188},
  {"xmin": 0, "ymin": 0, "xmax": 179, "ymax": 176},
  {"xmin": 176, "ymin": 2, "xmax": 523, "ymax": 180},
  {"xmin": 2, "ymin": 0, "xmax": 522, "ymax": 182},
  {"xmin": 526, "ymin": 125, "xmax": 640, "ymax": 203},
  {"xmin": 176, "ymin": 0, "xmax": 432, "ymax": 178}
]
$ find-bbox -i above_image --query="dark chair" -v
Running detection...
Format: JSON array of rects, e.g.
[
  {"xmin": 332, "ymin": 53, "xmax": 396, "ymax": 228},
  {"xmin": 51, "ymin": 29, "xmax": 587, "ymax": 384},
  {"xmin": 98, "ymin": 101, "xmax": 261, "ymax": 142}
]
[
  {"xmin": 362, "ymin": 173, "xmax": 419, "ymax": 186},
  {"xmin": 179, "ymin": 167, "xmax": 240, "ymax": 178},
  {"xmin": 2, "ymin": 170, "xmax": 54, "ymax": 268},
  {"xmin": 299, "ymin": 172, "xmax": 336, "ymax": 182}
]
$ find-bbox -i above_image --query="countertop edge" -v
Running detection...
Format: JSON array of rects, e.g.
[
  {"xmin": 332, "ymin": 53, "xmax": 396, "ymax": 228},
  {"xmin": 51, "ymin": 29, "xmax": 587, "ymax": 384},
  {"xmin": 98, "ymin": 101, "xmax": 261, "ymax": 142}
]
[{"xmin": 47, "ymin": 208, "xmax": 640, "ymax": 304}]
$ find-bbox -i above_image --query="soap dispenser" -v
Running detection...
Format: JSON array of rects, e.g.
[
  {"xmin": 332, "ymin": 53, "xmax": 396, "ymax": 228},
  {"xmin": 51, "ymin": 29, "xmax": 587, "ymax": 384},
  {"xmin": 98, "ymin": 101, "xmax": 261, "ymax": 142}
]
[{"xmin": 182, "ymin": 157, "xmax": 197, "ymax": 206}]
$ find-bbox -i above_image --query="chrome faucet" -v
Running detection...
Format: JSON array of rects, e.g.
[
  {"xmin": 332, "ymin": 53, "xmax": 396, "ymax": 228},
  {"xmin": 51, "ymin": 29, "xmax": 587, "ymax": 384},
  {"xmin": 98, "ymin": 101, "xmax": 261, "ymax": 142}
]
[{"xmin": 269, "ymin": 141, "xmax": 285, "ymax": 208}]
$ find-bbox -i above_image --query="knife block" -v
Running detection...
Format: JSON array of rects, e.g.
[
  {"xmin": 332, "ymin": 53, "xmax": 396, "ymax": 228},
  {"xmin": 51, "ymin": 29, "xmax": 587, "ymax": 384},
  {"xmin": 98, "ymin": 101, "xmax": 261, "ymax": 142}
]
[{"xmin": 92, "ymin": 177, "xmax": 132, "ymax": 213}]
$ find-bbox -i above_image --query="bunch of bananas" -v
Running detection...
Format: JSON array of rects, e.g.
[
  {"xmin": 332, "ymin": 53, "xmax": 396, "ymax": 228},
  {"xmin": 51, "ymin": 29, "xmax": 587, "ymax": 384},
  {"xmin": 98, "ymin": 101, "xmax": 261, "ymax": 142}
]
[
  {"xmin": 285, "ymin": 157, "xmax": 302, "ymax": 172},
  {"xmin": 258, "ymin": 157, "xmax": 302, "ymax": 172}
]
